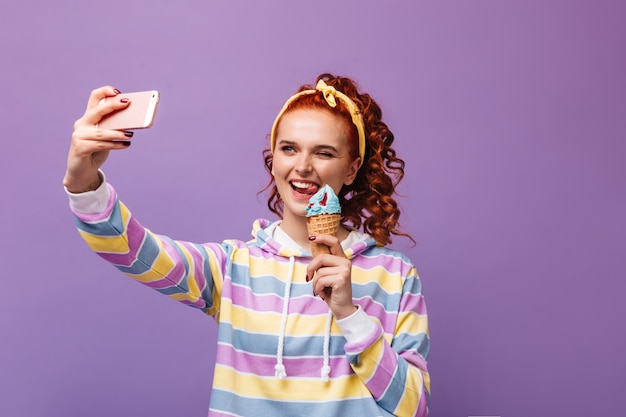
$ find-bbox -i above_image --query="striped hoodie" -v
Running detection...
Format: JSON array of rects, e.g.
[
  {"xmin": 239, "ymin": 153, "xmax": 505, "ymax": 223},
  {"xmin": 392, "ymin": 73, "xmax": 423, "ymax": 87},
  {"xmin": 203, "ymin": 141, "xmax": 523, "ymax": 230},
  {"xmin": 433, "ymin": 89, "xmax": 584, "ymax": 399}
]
[{"xmin": 70, "ymin": 181, "xmax": 430, "ymax": 417}]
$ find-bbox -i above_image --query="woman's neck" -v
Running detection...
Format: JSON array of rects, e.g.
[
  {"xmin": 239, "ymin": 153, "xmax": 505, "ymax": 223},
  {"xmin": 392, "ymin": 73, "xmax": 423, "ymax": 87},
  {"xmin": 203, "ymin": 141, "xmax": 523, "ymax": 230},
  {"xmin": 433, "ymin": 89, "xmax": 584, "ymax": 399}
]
[{"xmin": 279, "ymin": 216, "xmax": 310, "ymax": 248}]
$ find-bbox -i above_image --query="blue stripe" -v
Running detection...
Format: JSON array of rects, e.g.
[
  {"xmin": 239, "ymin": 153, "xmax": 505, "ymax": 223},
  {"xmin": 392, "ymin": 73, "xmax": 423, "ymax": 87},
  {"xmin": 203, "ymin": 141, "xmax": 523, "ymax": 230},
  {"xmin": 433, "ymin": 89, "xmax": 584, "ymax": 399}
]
[
  {"xmin": 402, "ymin": 274, "xmax": 423, "ymax": 295},
  {"xmin": 217, "ymin": 323, "xmax": 347, "ymax": 357},
  {"xmin": 229, "ymin": 263, "xmax": 314, "ymax": 298},
  {"xmin": 154, "ymin": 285, "xmax": 187, "ymax": 296},
  {"xmin": 353, "ymin": 281, "xmax": 402, "ymax": 308},
  {"xmin": 392, "ymin": 332, "xmax": 430, "ymax": 360},
  {"xmin": 227, "ymin": 269, "xmax": 405, "ymax": 312},
  {"xmin": 210, "ymin": 388, "xmax": 394, "ymax": 417},
  {"xmin": 116, "ymin": 232, "xmax": 164, "ymax": 275},
  {"xmin": 346, "ymin": 352, "xmax": 360, "ymax": 366},
  {"xmin": 360, "ymin": 245, "xmax": 412, "ymax": 264},
  {"xmin": 196, "ymin": 243, "xmax": 215, "ymax": 288},
  {"xmin": 378, "ymin": 356, "xmax": 409, "ymax": 411},
  {"xmin": 74, "ymin": 200, "xmax": 125, "ymax": 236}
]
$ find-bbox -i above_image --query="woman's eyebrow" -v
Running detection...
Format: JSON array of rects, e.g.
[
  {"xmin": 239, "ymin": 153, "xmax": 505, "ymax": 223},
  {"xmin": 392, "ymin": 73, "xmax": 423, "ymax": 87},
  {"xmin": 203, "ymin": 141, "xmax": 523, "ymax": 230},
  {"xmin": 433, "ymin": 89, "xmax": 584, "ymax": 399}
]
[{"xmin": 314, "ymin": 144, "xmax": 339, "ymax": 152}]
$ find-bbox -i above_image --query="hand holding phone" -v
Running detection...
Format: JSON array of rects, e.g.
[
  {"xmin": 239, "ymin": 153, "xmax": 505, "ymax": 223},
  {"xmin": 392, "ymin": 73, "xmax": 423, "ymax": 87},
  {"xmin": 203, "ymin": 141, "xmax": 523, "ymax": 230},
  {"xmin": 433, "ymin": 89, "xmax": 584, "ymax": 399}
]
[{"xmin": 97, "ymin": 90, "xmax": 160, "ymax": 130}]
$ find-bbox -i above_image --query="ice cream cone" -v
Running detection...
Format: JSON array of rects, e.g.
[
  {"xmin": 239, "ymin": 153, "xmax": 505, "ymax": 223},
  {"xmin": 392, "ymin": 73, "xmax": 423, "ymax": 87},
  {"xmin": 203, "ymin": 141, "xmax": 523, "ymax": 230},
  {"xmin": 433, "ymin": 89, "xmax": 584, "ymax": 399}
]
[{"xmin": 307, "ymin": 213, "xmax": 341, "ymax": 257}]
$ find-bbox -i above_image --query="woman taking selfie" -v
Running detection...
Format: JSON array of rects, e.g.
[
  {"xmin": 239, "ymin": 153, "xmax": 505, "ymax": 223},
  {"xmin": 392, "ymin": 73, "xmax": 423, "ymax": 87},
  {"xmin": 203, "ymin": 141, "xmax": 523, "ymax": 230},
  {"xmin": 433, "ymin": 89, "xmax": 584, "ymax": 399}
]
[{"xmin": 64, "ymin": 74, "xmax": 431, "ymax": 416}]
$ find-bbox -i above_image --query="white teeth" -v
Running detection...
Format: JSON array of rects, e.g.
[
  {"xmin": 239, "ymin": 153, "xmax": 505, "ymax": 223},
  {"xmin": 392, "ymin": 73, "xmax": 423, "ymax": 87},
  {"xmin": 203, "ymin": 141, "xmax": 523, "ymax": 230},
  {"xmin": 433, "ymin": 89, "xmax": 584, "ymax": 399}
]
[{"xmin": 291, "ymin": 181, "xmax": 313, "ymax": 189}]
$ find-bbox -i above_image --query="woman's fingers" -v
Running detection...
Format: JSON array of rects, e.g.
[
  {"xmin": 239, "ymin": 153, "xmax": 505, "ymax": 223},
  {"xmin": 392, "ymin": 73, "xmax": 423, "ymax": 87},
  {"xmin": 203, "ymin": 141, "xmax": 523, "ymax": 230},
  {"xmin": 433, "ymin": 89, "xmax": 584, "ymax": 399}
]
[
  {"xmin": 69, "ymin": 126, "xmax": 132, "ymax": 168},
  {"xmin": 78, "ymin": 86, "xmax": 130, "ymax": 127},
  {"xmin": 309, "ymin": 234, "xmax": 344, "ymax": 257},
  {"xmin": 306, "ymin": 235, "xmax": 345, "ymax": 277},
  {"xmin": 72, "ymin": 124, "xmax": 132, "ymax": 145},
  {"xmin": 85, "ymin": 86, "xmax": 121, "ymax": 110},
  {"xmin": 310, "ymin": 264, "xmax": 356, "ymax": 319}
]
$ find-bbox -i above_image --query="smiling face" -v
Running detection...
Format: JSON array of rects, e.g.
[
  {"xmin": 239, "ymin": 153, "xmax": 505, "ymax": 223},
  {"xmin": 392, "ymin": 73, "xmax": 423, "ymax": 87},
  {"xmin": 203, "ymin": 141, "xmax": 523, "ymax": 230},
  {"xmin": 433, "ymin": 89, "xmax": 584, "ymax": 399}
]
[{"xmin": 271, "ymin": 108, "xmax": 361, "ymax": 229}]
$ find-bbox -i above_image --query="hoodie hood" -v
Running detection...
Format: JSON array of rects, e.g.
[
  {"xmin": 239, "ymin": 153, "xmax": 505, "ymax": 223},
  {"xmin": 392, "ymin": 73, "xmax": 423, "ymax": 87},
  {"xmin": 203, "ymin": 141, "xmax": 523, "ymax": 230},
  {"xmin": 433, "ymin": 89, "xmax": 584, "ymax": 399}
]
[
  {"xmin": 248, "ymin": 218, "xmax": 377, "ymax": 381},
  {"xmin": 249, "ymin": 218, "xmax": 378, "ymax": 259}
]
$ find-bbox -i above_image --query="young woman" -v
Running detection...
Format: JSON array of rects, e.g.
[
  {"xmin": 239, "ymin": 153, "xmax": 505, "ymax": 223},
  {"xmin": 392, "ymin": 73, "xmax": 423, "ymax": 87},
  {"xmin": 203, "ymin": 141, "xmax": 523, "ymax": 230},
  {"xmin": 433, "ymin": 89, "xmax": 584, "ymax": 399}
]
[{"xmin": 64, "ymin": 74, "xmax": 431, "ymax": 416}]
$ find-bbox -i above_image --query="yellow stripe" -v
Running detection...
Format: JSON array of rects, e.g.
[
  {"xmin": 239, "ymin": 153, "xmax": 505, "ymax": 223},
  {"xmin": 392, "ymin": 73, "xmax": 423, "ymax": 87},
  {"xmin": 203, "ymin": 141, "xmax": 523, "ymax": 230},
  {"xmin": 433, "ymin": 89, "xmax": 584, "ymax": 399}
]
[
  {"xmin": 393, "ymin": 367, "xmax": 423, "ymax": 415},
  {"xmin": 213, "ymin": 365, "xmax": 369, "ymax": 400},
  {"xmin": 219, "ymin": 300, "xmax": 340, "ymax": 336},
  {"xmin": 208, "ymin": 249, "xmax": 223, "ymax": 295},
  {"xmin": 119, "ymin": 201, "xmax": 131, "ymax": 221},
  {"xmin": 240, "ymin": 254, "xmax": 309, "ymax": 283},
  {"xmin": 130, "ymin": 268, "xmax": 170, "ymax": 283},
  {"xmin": 79, "ymin": 201, "xmax": 131, "ymax": 255},
  {"xmin": 170, "ymin": 292, "xmax": 202, "ymax": 303},
  {"xmin": 354, "ymin": 336, "xmax": 385, "ymax": 380},
  {"xmin": 396, "ymin": 311, "xmax": 429, "ymax": 335},
  {"xmin": 127, "ymin": 234, "xmax": 177, "ymax": 283},
  {"xmin": 181, "ymin": 244, "xmax": 201, "ymax": 300},
  {"xmin": 124, "ymin": 232, "xmax": 201, "ymax": 304},
  {"xmin": 78, "ymin": 231, "xmax": 130, "ymax": 253},
  {"xmin": 351, "ymin": 267, "xmax": 403, "ymax": 292}
]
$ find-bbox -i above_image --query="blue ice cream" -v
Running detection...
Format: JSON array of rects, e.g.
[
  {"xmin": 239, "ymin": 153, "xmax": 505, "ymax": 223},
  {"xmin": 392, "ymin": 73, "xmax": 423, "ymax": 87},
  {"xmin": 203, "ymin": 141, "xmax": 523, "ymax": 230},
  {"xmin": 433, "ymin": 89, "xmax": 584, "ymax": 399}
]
[{"xmin": 306, "ymin": 185, "xmax": 341, "ymax": 217}]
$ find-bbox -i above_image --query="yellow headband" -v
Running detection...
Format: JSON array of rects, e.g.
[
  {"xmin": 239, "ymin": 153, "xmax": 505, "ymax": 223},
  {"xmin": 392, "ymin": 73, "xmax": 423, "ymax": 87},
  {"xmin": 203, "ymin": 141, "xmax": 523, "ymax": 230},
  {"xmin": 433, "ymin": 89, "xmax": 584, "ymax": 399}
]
[{"xmin": 270, "ymin": 79, "xmax": 366, "ymax": 168}]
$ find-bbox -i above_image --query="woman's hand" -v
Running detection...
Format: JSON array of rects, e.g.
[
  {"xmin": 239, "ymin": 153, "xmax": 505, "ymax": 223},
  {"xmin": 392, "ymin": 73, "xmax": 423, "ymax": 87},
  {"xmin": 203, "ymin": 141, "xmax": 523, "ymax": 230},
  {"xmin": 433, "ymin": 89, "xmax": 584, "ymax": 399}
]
[
  {"xmin": 63, "ymin": 86, "xmax": 133, "ymax": 193},
  {"xmin": 306, "ymin": 234, "xmax": 358, "ymax": 320}
]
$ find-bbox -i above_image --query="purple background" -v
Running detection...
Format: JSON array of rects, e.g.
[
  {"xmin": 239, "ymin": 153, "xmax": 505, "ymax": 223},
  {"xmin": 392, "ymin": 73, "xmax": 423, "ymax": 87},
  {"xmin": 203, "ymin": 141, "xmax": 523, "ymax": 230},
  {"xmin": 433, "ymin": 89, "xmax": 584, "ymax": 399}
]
[{"xmin": 1, "ymin": 1, "xmax": 624, "ymax": 416}]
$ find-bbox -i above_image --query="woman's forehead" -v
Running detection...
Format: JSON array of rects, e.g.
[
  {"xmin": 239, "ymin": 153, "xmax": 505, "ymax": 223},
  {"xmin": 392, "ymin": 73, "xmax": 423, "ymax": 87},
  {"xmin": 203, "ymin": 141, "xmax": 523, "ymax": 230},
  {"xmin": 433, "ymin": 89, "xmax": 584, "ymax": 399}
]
[{"xmin": 276, "ymin": 109, "xmax": 349, "ymax": 142}]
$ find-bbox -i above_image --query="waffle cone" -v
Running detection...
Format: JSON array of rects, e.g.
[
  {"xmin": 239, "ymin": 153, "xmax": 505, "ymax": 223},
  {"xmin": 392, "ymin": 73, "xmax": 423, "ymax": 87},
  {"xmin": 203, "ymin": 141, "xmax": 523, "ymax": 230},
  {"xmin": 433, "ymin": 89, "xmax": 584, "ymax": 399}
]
[{"xmin": 307, "ymin": 214, "xmax": 341, "ymax": 257}]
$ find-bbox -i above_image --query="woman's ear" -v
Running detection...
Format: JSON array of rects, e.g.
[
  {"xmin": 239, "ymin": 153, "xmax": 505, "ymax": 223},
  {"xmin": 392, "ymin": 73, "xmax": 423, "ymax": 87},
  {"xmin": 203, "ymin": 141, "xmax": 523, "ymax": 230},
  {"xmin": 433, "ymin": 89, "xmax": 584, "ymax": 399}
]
[{"xmin": 343, "ymin": 157, "xmax": 361, "ymax": 186}]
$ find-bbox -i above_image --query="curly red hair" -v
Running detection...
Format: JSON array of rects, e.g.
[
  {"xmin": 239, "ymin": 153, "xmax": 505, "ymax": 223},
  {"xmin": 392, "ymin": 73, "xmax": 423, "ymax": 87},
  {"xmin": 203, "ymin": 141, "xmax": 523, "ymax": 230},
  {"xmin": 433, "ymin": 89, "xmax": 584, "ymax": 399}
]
[{"xmin": 262, "ymin": 73, "xmax": 413, "ymax": 246}]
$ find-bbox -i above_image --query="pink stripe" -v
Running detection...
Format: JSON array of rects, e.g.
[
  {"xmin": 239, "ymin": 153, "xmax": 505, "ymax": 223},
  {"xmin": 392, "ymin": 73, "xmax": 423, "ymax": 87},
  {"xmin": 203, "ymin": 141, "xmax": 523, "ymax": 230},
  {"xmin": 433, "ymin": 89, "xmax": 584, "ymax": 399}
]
[
  {"xmin": 417, "ymin": 386, "xmax": 428, "ymax": 416},
  {"xmin": 208, "ymin": 408, "xmax": 233, "ymax": 417},
  {"xmin": 224, "ymin": 283, "xmax": 330, "ymax": 315},
  {"xmin": 247, "ymin": 245, "xmax": 294, "ymax": 261},
  {"xmin": 356, "ymin": 298, "xmax": 402, "ymax": 334},
  {"xmin": 216, "ymin": 344, "xmax": 354, "ymax": 378},
  {"xmin": 140, "ymin": 262, "xmax": 186, "ymax": 289},
  {"xmin": 399, "ymin": 293, "xmax": 428, "ymax": 316},
  {"xmin": 225, "ymin": 282, "xmax": 413, "ymax": 330},
  {"xmin": 142, "ymin": 238, "xmax": 199, "ymax": 288},
  {"xmin": 208, "ymin": 410, "xmax": 237, "ymax": 417},
  {"xmin": 353, "ymin": 253, "xmax": 413, "ymax": 276},
  {"xmin": 366, "ymin": 343, "xmax": 398, "ymax": 399},
  {"xmin": 178, "ymin": 298, "xmax": 208, "ymax": 308},
  {"xmin": 400, "ymin": 350, "xmax": 428, "ymax": 373},
  {"xmin": 180, "ymin": 241, "xmax": 210, "ymax": 293},
  {"xmin": 97, "ymin": 216, "xmax": 147, "ymax": 265}
]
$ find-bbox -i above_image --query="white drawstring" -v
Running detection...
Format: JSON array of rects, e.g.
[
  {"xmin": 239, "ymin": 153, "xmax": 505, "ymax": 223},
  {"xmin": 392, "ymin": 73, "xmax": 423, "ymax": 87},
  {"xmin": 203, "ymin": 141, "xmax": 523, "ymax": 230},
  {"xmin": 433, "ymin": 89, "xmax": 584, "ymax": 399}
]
[
  {"xmin": 275, "ymin": 256, "xmax": 295, "ymax": 379},
  {"xmin": 273, "ymin": 255, "xmax": 334, "ymax": 382},
  {"xmin": 321, "ymin": 309, "xmax": 333, "ymax": 382}
]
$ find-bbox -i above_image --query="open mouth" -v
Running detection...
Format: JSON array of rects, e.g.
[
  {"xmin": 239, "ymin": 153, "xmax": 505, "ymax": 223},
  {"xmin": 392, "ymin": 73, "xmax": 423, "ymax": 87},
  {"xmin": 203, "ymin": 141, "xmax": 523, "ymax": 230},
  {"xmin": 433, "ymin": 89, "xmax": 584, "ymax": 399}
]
[{"xmin": 290, "ymin": 180, "xmax": 319, "ymax": 196}]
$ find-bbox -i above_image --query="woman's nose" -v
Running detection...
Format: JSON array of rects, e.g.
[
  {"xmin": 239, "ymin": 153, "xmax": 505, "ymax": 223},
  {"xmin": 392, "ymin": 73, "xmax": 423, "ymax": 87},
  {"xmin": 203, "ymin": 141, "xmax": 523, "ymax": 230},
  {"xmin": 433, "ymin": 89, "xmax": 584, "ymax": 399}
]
[{"xmin": 295, "ymin": 153, "xmax": 312, "ymax": 175}]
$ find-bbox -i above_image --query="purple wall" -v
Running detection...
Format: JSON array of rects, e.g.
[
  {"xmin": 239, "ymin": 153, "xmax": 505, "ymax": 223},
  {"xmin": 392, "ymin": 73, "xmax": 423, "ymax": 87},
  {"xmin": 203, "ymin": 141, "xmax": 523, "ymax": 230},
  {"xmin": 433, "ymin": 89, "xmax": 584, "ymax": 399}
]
[{"xmin": 1, "ymin": 1, "xmax": 624, "ymax": 416}]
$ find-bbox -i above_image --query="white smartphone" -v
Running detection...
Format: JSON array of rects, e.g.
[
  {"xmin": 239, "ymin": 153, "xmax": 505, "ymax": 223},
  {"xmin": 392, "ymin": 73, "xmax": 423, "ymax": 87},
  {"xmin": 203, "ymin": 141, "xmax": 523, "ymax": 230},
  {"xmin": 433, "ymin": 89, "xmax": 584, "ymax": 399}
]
[{"xmin": 97, "ymin": 90, "xmax": 160, "ymax": 130}]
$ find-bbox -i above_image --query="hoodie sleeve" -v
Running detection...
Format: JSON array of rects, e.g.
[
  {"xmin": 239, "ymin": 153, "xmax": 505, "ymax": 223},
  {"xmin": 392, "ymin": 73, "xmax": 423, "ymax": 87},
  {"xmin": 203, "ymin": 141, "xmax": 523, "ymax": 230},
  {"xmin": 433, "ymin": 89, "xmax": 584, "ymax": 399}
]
[
  {"xmin": 69, "ymin": 182, "xmax": 225, "ymax": 316},
  {"xmin": 343, "ymin": 266, "xmax": 430, "ymax": 417}
]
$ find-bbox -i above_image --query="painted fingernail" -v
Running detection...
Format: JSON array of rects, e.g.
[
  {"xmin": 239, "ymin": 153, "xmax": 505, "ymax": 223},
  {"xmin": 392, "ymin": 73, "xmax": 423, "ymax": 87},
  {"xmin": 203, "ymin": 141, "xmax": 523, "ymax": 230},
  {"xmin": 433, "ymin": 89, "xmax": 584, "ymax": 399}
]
[
  {"xmin": 121, "ymin": 141, "xmax": 131, "ymax": 147},
  {"xmin": 124, "ymin": 131, "xmax": 134, "ymax": 138},
  {"xmin": 305, "ymin": 275, "xmax": 310, "ymax": 282},
  {"xmin": 113, "ymin": 88, "xmax": 121, "ymax": 94},
  {"xmin": 308, "ymin": 236, "xmax": 316, "ymax": 241},
  {"xmin": 120, "ymin": 98, "xmax": 129, "ymax": 103}
]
